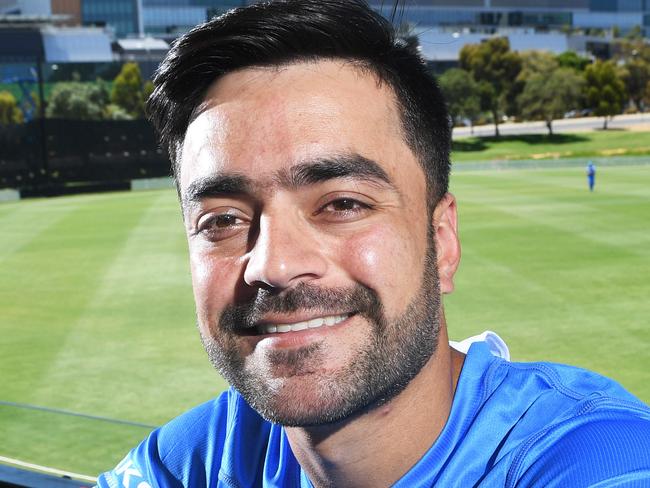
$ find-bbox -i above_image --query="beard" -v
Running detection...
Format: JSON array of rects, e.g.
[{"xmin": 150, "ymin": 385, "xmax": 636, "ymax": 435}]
[{"xmin": 199, "ymin": 241, "xmax": 441, "ymax": 427}]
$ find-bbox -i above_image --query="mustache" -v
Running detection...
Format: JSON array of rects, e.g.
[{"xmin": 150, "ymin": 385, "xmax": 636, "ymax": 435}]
[{"xmin": 219, "ymin": 283, "xmax": 383, "ymax": 332}]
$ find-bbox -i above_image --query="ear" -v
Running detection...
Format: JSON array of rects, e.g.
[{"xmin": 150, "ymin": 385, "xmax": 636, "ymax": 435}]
[{"xmin": 432, "ymin": 193, "xmax": 461, "ymax": 294}]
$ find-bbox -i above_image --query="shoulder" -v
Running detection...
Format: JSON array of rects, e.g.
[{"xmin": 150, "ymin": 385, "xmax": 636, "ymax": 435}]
[
  {"xmin": 489, "ymin": 356, "xmax": 650, "ymax": 486},
  {"xmin": 489, "ymin": 353, "xmax": 644, "ymax": 420},
  {"xmin": 96, "ymin": 388, "xmax": 276, "ymax": 487},
  {"xmin": 471, "ymin": 349, "xmax": 650, "ymax": 485},
  {"xmin": 507, "ymin": 405, "xmax": 650, "ymax": 487}
]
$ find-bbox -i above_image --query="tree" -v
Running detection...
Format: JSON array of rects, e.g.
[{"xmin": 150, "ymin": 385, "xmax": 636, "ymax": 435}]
[
  {"xmin": 111, "ymin": 62, "xmax": 145, "ymax": 118},
  {"xmin": 613, "ymin": 39, "xmax": 650, "ymax": 64},
  {"xmin": 625, "ymin": 25, "xmax": 643, "ymax": 41},
  {"xmin": 620, "ymin": 58, "xmax": 650, "ymax": 111},
  {"xmin": 45, "ymin": 82, "xmax": 109, "ymax": 120},
  {"xmin": 459, "ymin": 37, "xmax": 522, "ymax": 136},
  {"xmin": 512, "ymin": 51, "xmax": 557, "ymax": 118},
  {"xmin": 143, "ymin": 80, "xmax": 155, "ymax": 103},
  {"xmin": 518, "ymin": 68, "xmax": 584, "ymax": 135},
  {"xmin": 105, "ymin": 103, "xmax": 132, "ymax": 120},
  {"xmin": 506, "ymin": 51, "xmax": 558, "ymax": 120},
  {"xmin": 519, "ymin": 51, "xmax": 558, "ymax": 79},
  {"xmin": 438, "ymin": 68, "xmax": 481, "ymax": 130},
  {"xmin": 556, "ymin": 51, "xmax": 591, "ymax": 72},
  {"xmin": 584, "ymin": 61, "xmax": 626, "ymax": 129},
  {"xmin": 0, "ymin": 91, "xmax": 23, "ymax": 125},
  {"xmin": 612, "ymin": 38, "xmax": 650, "ymax": 112}
]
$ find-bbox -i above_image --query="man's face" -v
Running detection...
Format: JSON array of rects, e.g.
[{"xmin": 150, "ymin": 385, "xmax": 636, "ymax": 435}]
[{"xmin": 179, "ymin": 60, "xmax": 443, "ymax": 426}]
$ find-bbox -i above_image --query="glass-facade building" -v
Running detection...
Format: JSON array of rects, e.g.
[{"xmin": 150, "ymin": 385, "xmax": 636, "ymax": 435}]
[
  {"xmin": 367, "ymin": 0, "xmax": 650, "ymax": 34},
  {"xmin": 81, "ymin": 0, "xmax": 247, "ymax": 37},
  {"xmin": 142, "ymin": 0, "xmax": 245, "ymax": 35},
  {"xmin": 82, "ymin": 0, "xmax": 139, "ymax": 38},
  {"xmin": 81, "ymin": 0, "xmax": 650, "ymax": 38}
]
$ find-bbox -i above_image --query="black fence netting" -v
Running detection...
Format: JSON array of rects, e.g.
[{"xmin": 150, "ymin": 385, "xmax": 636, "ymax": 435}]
[{"xmin": 0, "ymin": 119, "xmax": 170, "ymax": 196}]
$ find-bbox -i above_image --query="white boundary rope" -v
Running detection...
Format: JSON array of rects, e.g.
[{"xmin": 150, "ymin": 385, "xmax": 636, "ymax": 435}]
[{"xmin": 0, "ymin": 455, "xmax": 97, "ymax": 483}]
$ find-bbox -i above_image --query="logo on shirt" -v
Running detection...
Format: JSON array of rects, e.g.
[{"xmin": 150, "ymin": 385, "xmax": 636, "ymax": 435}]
[{"xmin": 112, "ymin": 456, "xmax": 153, "ymax": 488}]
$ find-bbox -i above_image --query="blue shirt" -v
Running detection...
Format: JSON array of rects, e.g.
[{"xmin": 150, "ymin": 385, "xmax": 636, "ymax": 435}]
[{"xmin": 97, "ymin": 342, "xmax": 650, "ymax": 487}]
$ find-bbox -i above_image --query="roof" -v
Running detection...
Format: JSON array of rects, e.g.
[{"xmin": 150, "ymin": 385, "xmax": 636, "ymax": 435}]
[
  {"xmin": 41, "ymin": 26, "xmax": 113, "ymax": 62},
  {"xmin": 116, "ymin": 37, "xmax": 169, "ymax": 53}
]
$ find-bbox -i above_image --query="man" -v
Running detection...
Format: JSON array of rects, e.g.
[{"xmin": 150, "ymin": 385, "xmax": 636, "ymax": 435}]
[
  {"xmin": 587, "ymin": 160, "xmax": 596, "ymax": 192},
  {"xmin": 98, "ymin": 1, "xmax": 650, "ymax": 486}
]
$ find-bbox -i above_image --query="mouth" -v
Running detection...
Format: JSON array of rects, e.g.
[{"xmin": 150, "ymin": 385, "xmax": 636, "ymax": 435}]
[{"xmin": 255, "ymin": 313, "xmax": 352, "ymax": 335}]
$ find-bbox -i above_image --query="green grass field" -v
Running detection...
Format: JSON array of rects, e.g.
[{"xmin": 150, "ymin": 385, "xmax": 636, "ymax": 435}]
[
  {"xmin": 453, "ymin": 131, "xmax": 650, "ymax": 161},
  {"xmin": 1, "ymin": 164, "xmax": 649, "ymax": 477}
]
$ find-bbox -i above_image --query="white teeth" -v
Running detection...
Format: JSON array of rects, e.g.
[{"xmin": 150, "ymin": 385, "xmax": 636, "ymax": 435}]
[
  {"xmin": 324, "ymin": 316, "xmax": 337, "ymax": 326},
  {"xmin": 258, "ymin": 314, "xmax": 349, "ymax": 335},
  {"xmin": 291, "ymin": 322, "xmax": 309, "ymax": 332},
  {"xmin": 308, "ymin": 318, "xmax": 323, "ymax": 328}
]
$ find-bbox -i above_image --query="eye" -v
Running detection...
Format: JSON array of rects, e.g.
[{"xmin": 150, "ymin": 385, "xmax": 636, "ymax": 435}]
[
  {"xmin": 327, "ymin": 198, "xmax": 362, "ymax": 212},
  {"xmin": 209, "ymin": 214, "xmax": 240, "ymax": 228},
  {"xmin": 317, "ymin": 197, "xmax": 372, "ymax": 222},
  {"xmin": 195, "ymin": 211, "xmax": 248, "ymax": 241}
]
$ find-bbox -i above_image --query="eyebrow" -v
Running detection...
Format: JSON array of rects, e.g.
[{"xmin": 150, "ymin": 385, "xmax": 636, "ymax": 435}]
[
  {"xmin": 182, "ymin": 173, "xmax": 252, "ymax": 210},
  {"xmin": 181, "ymin": 153, "xmax": 395, "ymax": 210},
  {"xmin": 278, "ymin": 154, "xmax": 393, "ymax": 189}
]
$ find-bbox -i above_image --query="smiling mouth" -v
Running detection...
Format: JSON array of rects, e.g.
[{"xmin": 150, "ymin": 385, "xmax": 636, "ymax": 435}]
[{"xmin": 256, "ymin": 313, "xmax": 352, "ymax": 335}]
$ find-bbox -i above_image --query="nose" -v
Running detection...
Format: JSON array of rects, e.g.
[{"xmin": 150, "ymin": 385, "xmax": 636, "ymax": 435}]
[{"xmin": 243, "ymin": 214, "xmax": 328, "ymax": 289}]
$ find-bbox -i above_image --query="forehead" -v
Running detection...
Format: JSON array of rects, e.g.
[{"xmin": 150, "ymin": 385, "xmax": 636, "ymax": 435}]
[{"xmin": 178, "ymin": 60, "xmax": 419, "ymax": 193}]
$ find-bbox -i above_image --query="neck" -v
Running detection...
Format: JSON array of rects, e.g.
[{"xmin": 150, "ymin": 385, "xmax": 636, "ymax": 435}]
[{"xmin": 285, "ymin": 324, "xmax": 465, "ymax": 488}]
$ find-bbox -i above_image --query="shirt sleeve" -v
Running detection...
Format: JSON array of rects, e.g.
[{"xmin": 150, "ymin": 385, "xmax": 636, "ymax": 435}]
[
  {"xmin": 95, "ymin": 393, "xmax": 241, "ymax": 488},
  {"xmin": 95, "ymin": 428, "xmax": 182, "ymax": 488}
]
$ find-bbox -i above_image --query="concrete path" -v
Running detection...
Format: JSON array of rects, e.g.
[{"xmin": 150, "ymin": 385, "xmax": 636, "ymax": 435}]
[{"xmin": 453, "ymin": 113, "xmax": 650, "ymax": 138}]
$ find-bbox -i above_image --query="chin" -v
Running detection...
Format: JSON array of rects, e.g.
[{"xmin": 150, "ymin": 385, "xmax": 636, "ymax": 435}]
[{"xmin": 235, "ymin": 370, "xmax": 358, "ymax": 426}]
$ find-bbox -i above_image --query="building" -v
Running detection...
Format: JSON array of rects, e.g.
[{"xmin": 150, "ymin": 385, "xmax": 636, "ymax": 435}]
[
  {"xmin": 81, "ymin": 0, "xmax": 139, "ymax": 38},
  {"xmin": 51, "ymin": 0, "xmax": 81, "ymax": 26},
  {"xmin": 6, "ymin": 0, "xmax": 650, "ymax": 39},
  {"xmin": 79, "ymin": 0, "xmax": 246, "ymax": 38},
  {"xmin": 0, "ymin": 0, "xmax": 51, "ymax": 16},
  {"xmin": 414, "ymin": 27, "xmax": 612, "ymax": 71},
  {"xmin": 368, "ymin": 0, "xmax": 650, "ymax": 37},
  {"xmin": 0, "ymin": 22, "xmax": 112, "ymax": 64},
  {"xmin": 142, "ymin": 0, "xmax": 245, "ymax": 37},
  {"xmin": 4, "ymin": 0, "xmax": 647, "ymax": 59}
]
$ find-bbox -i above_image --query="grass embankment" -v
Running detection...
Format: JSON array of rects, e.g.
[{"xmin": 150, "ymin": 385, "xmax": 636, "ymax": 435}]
[
  {"xmin": 0, "ymin": 165, "xmax": 649, "ymax": 475},
  {"xmin": 452, "ymin": 130, "xmax": 650, "ymax": 162}
]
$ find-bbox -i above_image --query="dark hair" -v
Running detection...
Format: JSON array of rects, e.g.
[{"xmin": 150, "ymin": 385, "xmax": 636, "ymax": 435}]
[{"xmin": 148, "ymin": 0, "xmax": 451, "ymax": 205}]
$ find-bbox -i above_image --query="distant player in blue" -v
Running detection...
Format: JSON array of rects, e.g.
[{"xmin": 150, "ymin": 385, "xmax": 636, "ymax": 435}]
[
  {"xmin": 587, "ymin": 160, "xmax": 596, "ymax": 191},
  {"xmin": 98, "ymin": 2, "xmax": 650, "ymax": 486}
]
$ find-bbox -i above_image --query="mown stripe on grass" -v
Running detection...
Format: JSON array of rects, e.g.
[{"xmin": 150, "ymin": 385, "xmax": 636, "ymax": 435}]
[
  {"xmin": 26, "ymin": 189, "xmax": 212, "ymax": 426},
  {"xmin": 2, "ymin": 189, "xmax": 214, "ymax": 475},
  {"xmin": 0, "ymin": 199, "xmax": 78, "ymax": 263},
  {"xmin": 0, "ymin": 192, "xmax": 157, "ymax": 402},
  {"xmin": 453, "ymin": 169, "xmax": 650, "ymax": 258},
  {"xmin": 447, "ymin": 167, "xmax": 649, "ymax": 400}
]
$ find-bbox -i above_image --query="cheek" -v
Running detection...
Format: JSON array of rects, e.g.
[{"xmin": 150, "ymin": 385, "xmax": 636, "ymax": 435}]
[
  {"xmin": 189, "ymin": 249, "xmax": 241, "ymax": 319},
  {"xmin": 339, "ymin": 225, "xmax": 426, "ymax": 308}
]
